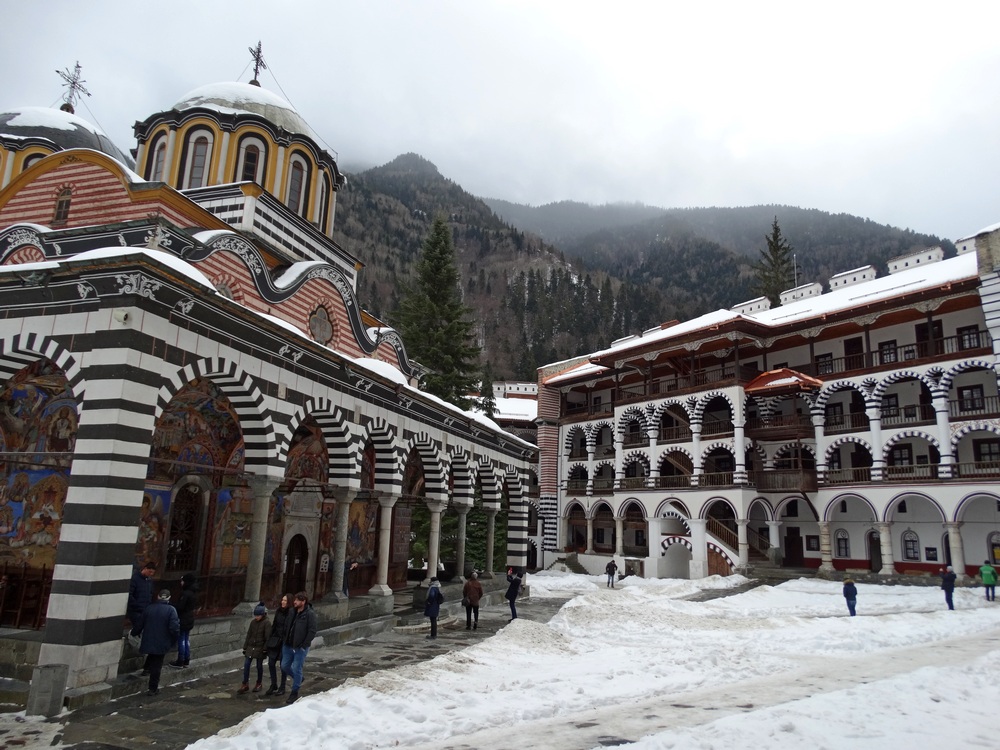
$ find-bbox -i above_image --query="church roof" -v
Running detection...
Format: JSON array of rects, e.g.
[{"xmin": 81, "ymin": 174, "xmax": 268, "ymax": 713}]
[
  {"xmin": 172, "ymin": 82, "xmax": 319, "ymax": 142},
  {"xmin": 0, "ymin": 106, "xmax": 134, "ymax": 167}
]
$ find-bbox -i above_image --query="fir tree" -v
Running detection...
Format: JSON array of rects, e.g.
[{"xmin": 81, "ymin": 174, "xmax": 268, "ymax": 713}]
[
  {"xmin": 754, "ymin": 217, "xmax": 795, "ymax": 307},
  {"xmin": 395, "ymin": 217, "xmax": 481, "ymax": 409},
  {"xmin": 479, "ymin": 362, "xmax": 497, "ymax": 419}
]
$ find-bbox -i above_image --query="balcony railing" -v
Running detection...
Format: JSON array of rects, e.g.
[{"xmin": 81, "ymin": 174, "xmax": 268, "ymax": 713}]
[
  {"xmin": 707, "ymin": 517, "xmax": 738, "ymax": 549},
  {"xmin": 824, "ymin": 412, "xmax": 870, "ymax": 435},
  {"xmin": 622, "ymin": 433, "xmax": 648, "ymax": 447},
  {"xmin": 749, "ymin": 469, "xmax": 818, "ymax": 492},
  {"xmin": 949, "ymin": 394, "xmax": 1000, "ymax": 420},
  {"xmin": 652, "ymin": 474, "xmax": 693, "ymax": 488},
  {"xmin": 881, "ymin": 403, "xmax": 936, "ymax": 427},
  {"xmin": 745, "ymin": 414, "xmax": 813, "ymax": 439},
  {"xmin": 701, "ymin": 419, "xmax": 734, "ymax": 437},
  {"xmin": 658, "ymin": 425, "xmax": 692, "ymax": 443},
  {"xmin": 809, "ymin": 330, "xmax": 992, "ymax": 378},
  {"xmin": 822, "ymin": 467, "xmax": 873, "ymax": 485},
  {"xmin": 953, "ymin": 461, "xmax": 1000, "ymax": 479},
  {"xmin": 567, "ymin": 479, "xmax": 588, "ymax": 492},
  {"xmin": 883, "ymin": 464, "xmax": 939, "ymax": 482},
  {"xmin": 699, "ymin": 471, "xmax": 736, "ymax": 487},
  {"xmin": 568, "ymin": 448, "xmax": 588, "ymax": 460},
  {"xmin": 620, "ymin": 476, "xmax": 648, "ymax": 489},
  {"xmin": 592, "ymin": 477, "xmax": 615, "ymax": 493}
]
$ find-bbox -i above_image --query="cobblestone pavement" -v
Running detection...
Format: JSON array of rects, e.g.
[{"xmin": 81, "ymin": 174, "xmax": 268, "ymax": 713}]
[{"xmin": 0, "ymin": 596, "xmax": 571, "ymax": 750}]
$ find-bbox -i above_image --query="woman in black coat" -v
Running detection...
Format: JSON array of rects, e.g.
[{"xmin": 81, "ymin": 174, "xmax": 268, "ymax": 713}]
[
  {"xmin": 505, "ymin": 568, "xmax": 522, "ymax": 620},
  {"xmin": 265, "ymin": 592, "xmax": 294, "ymax": 695},
  {"xmin": 169, "ymin": 573, "xmax": 198, "ymax": 668}
]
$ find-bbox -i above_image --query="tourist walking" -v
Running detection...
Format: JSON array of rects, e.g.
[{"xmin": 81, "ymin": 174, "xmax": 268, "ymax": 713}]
[
  {"xmin": 940, "ymin": 566, "xmax": 957, "ymax": 610},
  {"xmin": 605, "ymin": 559, "xmax": 619, "ymax": 588},
  {"xmin": 280, "ymin": 591, "xmax": 317, "ymax": 705},
  {"xmin": 169, "ymin": 573, "xmax": 197, "ymax": 668},
  {"xmin": 462, "ymin": 572, "xmax": 484, "ymax": 630},
  {"xmin": 842, "ymin": 578, "xmax": 858, "ymax": 616},
  {"xmin": 131, "ymin": 589, "xmax": 178, "ymax": 696},
  {"xmin": 980, "ymin": 560, "xmax": 997, "ymax": 602},
  {"xmin": 424, "ymin": 576, "xmax": 444, "ymax": 639},
  {"xmin": 265, "ymin": 592, "xmax": 293, "ymax": 696},
  {"xmin": 505, "ymin": 567, "xmax": 522, "ymax": 620},
  {"xmin": 238, "ymin": 603, "xmax": 271, "ymax": 694},
  {"xmin": 127, "ymin": 561, "xmax": 157, "ymax": 673}
]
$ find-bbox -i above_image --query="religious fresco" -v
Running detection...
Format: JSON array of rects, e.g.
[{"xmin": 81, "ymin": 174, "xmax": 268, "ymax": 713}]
[
  {"xmin": 0, "ymin": 359, "xmax": 77, "ymax": 569},
  {"xmin": 138, "ymin": 378, "xmax": 245, "ymax": 571}
]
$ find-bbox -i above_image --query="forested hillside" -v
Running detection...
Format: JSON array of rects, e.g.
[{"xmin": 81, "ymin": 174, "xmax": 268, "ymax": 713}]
[{"xmin": 334, "ymin": 156, "xmax": 952, "ymax": 381}]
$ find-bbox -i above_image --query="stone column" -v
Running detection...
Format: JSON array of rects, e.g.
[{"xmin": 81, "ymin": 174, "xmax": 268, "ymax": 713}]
[
  {"xmin": 615, "ymin": 516, "xmax": 624, "ymax": 556},
  {"xmin": 733, "ymin": 423, "xmax": 747, "ymax": 483},
  {"xmin": 691, "ymin": 422, "xmax": 703, "ymax": 484},
  {"xmin": 332, "ymin": 491, "xmax": 354, "ymax": 600},
  {"xmin": 818, "ymin": 521, "xmax": 835, "ymax": 574},
  {"xmin": 934, "ymin": 392, "xmax": 953, "ymax": 478},
  {"xmin": 811, "ymin": 413, "xmax": 826, "ymax": 480},
  {"xmin": 423, "ymin": 501, "xmax": 447, "ymax": 586},
  {"xmin": 868, "ymin": 407, "xmax": 884, "ymax": 481},
  {"xmin": 242, "ymin": 475, "xmax": 282, "ymax": 607},
  {"xmin": 875, "ymin": 522, "xmax": 896, "ymax": 575},
  {"xmin": 484, "ymin": 509, "xmax": 497, "ymax": 576},
  {"xmin": 766, "ymin": 520, "xmax": 783, "ymax": 566},
  {"xmin": 736, "ymin": 519, "xmax": 750, "ymax": 568},
  {"xmin": 455, "ymin": 506, "xmax": 470, "ymax": 578},
  {"xmin": 369, "ymin": 494, "xmax": 398, "ymax": 597},
  {"xmin": 586, "ymin": 515, "xmax": 594, "ymax": 553},
  {"xmin": 688, "ymin": 518, "xmax": 708, "ymax": 579},
  {"xmin": 945, "ymin": 522, "xmax": 967, "ymax": 580}
]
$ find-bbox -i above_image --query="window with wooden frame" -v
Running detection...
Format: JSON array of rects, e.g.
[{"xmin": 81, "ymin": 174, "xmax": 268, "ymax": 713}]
[
  {"xmin": 902, "ymin": 530, "xmax": 920, "ymax": 561},
  {"xmin": 53, "ymin": 187, "xmax": 72, "ymax": 224}
]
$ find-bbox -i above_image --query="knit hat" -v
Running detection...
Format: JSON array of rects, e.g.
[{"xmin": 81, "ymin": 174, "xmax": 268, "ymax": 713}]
[
  {"xmin": 158, "ymin": 589, "xmax": 172, "ymax": 601},
  {"xmin": 253, "ymin": 603, "xmax": 267, "ymax": 617}
]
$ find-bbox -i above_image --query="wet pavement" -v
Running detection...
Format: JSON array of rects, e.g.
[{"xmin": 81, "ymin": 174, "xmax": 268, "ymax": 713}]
[{"xmin": 0, "ymin": 595, "xmax": 570, "ymax": 750}]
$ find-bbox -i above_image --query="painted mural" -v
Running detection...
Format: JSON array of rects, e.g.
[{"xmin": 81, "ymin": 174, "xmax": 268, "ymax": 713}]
[
  {"xmin": 0, "ymin": 359, "xmax": 77, "ymax": 569},
  {"xmin": 138, "ymin": 378, "xmax": 245, "ymax": 572}
]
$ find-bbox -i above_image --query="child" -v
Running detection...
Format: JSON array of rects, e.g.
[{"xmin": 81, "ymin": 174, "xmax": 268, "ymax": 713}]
[{"xmin": 239, "ymin": 602, "xmax": 271, "ymax": 694}]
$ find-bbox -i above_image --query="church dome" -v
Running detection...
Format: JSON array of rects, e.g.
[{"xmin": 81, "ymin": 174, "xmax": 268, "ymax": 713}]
[
  {"xmin": 0, "ymin": 106, "xmax": 134, "ymax": 167},
  {"xmin": 172, "ymin": 82, "xmax": 319, "ymax": 142}
]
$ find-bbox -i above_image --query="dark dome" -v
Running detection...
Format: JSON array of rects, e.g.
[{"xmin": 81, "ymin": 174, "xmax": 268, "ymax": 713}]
[{"xmin": 0, "ymin": 106, "xmax": 134, "ymax": 168}]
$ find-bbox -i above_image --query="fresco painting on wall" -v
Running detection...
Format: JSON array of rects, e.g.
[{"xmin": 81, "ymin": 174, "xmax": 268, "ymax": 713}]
[{"xmin": 0, "ymin": 360, "xmax": 77, "ymax": 569}]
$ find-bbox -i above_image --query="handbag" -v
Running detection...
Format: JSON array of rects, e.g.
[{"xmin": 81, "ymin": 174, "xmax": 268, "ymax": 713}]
[
  {"xmin": 461, "ymin": 596, "xmax": 470, "ymax": 607},
  {"xmin": 266, "ymin": 633, "xmax": 281, "ymax": 649}
]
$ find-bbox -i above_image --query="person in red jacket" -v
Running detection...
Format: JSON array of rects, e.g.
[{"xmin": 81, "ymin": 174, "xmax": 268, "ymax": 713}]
[{"xmin": 462, "ymin": 572, "xmax": 484, "ymax": 630}]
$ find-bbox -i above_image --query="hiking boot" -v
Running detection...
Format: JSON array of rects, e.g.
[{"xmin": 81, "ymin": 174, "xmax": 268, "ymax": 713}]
[
  {"xmin": 286, "ymin": 690, "xmax": 299, "ymax": 704},
  {"xmin": 252, "ymin": 681, "xmax": 262, "ymax": 693},
  {"xmin": 274, "ymin": 687, "xmax": 285, "ymax": 696},
  {"xmin": 237, "ymin": 683, "xmax": 249, "ymax": 694},
  {"xmin": 168, "ymin": 660, "xmax": 184, "ymax": 669},
  {"xmin": 264, "ymin": 684, "xmax": 277, "ymax": 696}
]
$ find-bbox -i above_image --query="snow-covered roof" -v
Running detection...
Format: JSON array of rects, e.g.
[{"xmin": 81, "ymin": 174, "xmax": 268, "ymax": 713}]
[
  {"xmin": 542, "ymin": 360, "xmax": 609, "ymax": 386},
  {"xmin": 589, "ymin": 253, "xmax": 979, "ymax": 362},
  {"xmin": 957, "ymin": 221, "xmax": 1000, "ymax": 242},
  {"xmin": 0, "ymin": 107, "xmax": 135, "ymax": 167},
  {"xmin": 473, "ymin": 396, "xmax": 537, "ymax": 423},
  {"xmin": 69, "ymin": 247, "xmax": 215, "ymax": 289},
  {"xmin": 172, "ymin": 82, "xmax": 319, "ymax": 143}
]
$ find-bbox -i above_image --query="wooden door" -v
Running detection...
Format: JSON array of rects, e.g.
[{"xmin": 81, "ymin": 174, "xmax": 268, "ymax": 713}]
[
  {"xmin": 784, "ymin": 526, "xmax": 804, "ymax": 566},
  {"xmin": 284, "ymin": 534, "xmax": 308, "ymax": 595}
]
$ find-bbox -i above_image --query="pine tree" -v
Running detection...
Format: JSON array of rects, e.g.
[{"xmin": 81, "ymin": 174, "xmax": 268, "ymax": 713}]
[
  {"xmin": 395, "ymin": 217, "xmax": 481, "ymax": 409},
  {"xmin": 479, "ymin": 362, "xmax": 498, "ymax": 419},
  {"xmin": 754, "ymin": 217, "xmax": 795, "ymax": 307}
]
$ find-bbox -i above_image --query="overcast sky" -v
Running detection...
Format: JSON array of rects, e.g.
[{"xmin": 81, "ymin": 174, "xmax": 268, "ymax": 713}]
[{"xmin": 4, "ymin": 1, "xmax": 999, "ymax": 241}]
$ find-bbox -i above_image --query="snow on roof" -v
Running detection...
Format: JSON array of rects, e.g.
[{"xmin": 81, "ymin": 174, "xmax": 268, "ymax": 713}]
[
  {"xmin": 583, "ymin": 253, "xmax": 980, "ymax": 364},
  {"xmin": 272, "ymin": 261, "xmax": 327, "ymax": 289},
  {"xmin": 473, "ymin": 396, "xmax": 537, "ymax": 423},
  {"xmin": 957, "ymin": 221, "xmax": 1000, "ymax": 242},
  {"xmin": 69, "ymin": 247, "xmax": 215, "ymax": 289},
  {"xmin": 172, "ymin": 82, "xmax": 319, "ymax": 142},
  {"xmin": 2, "ymin": 106, "xmax": 103, "ymax": 132},
  {"xmin": 351, "ymin": 357, "xmax": 407, "ymax": 386},
  {"xmin": 542, "ymin": 360, "xmax": 609, "ymax": 386}
]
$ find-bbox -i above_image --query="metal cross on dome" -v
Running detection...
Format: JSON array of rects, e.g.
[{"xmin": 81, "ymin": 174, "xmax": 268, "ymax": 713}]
[
  {"xmin": 56, "ymin": 61, "xmax": 90, "ymax": 114},
  {"xmin": 248, "ymin": 41, "xmax": 267, "ymax": 82}
]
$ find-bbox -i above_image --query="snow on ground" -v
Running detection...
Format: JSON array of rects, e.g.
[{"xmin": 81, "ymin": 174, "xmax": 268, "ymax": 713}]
[{"xmin": 188, "ymin": 573, "xmax": 1000, "ymax": 750}]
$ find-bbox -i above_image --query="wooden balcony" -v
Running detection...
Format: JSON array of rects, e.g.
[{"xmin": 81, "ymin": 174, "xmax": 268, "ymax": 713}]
[
  {"xmin": 652, "ymin": 475, "xmax": 693, "ymax": 489},
  {"xmin": 881, "ymin": 403, "xmax": 935, "ymax": 428},
  {"xmin": 745, "ymin": 414, "xmax": 813, "ymax": 440},
  {"xmin": 824, "ymin": 412, "xmax": 870, "ymax": 435},
  {"xmin": 949, "ymin": 395, "xmax": 1000, "ymax": 420},
  {"xmin": 749, "ymin": 469, "xmax": 818, "ymax": 492},
  {"xmin": 701, "ymin": 419, "xmax": 734, "ymax": 437},
  {"xmin": 822, "ymin": 467, "xmax": 872, "ymax": 485},
  {"xmin": 658, "ymin": 424, "xmax": 692, "ymax": 443}
]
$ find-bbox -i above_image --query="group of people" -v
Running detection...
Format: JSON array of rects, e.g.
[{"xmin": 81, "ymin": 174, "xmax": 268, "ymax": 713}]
[
  {"xmin": 423, "ymin": 567, "xmax": 525, "ymax": 637},
  {"xmin": 126, "ymin": 560, "xmax": 318, "ymax": 703},
  {"xmin": 841, "ymin": 559, "xmax": 999, "ymax": 616}
]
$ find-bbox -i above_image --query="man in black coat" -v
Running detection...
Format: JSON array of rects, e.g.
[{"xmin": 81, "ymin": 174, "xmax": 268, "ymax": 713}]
[
  {"xmin": 280, "ymin": 591, "xmax": 317, "ymax": 705},
  {"xmin": 505, "ymin": 568, "xmax": 523, "ymax": 620},
  {"xmin": 132, "ymin": 589, "xmax": 179, "ymax": 696},
  {"xmin": 940, "ymin": 566, "xmax": 958, "ymax": 610}
]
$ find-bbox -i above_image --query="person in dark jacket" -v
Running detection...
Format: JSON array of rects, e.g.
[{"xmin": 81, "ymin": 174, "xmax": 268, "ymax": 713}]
[
  {"xmin": 424, "ymin": 577, "xmax": 444, "ymax": 639},
  {"xmin": 605, "ymin": 559, "xmax": 619, "ymax": 588},
  {"xmin": 238, "ymin": 603, "xmax": 271, "ymax": 694},
  {"xmin": 168, "ymin": 573, "xmax": 197, "ymax": 668},
  {"xmin": 126, "ymin": 561, "xmax": 156, "ymax": 626},
  {"xmin": 280, "ymin": 591, "xmax": 317, "ymax": 704},
  {"xmin": 265, "ymin": 592, "xmax": 293, "ymax": 696},
  {"xmin": 940, "ymin": 566, "xmax": 958, "ymax": 610},
  {"xmin": 842, "ymin": 578, "xmax": 858, "ymax": 616},
  {"xmin": 462, "ymin": 572, "xmax": 484, "ymax": 630},
  {"xmin": 131, "ymin": 589, "xmax": 179, "ymax": 696},
  {"xmin": 505, "ymin": 568, "xmax": 523, "ymax": 620}
]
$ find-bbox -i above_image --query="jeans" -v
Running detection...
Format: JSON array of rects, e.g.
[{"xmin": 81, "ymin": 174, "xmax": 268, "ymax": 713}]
[
  {"xmin": 465, "ymin": 605, "xmax": 479, "ymax": 628},
  {"xmin": 944, "ymin": 589, "xmax": 955, "ymax": 610},
  {"xmin": 846, "ymin": 598, "xmax": 856, "ymax": 616},
  {"xmin": 267, "ymin": 647, "xmax": 285, "ymax": 688},
  {"xmin": 177, "ymin": 630, "xmax": 191, "ymax": 662},
  {"xmin": 607, "ymin": 574, "xmax": 615, "ymax": 588},
  {"xmin": 281, "ymin": 644, "xmax": 309, "ymax": 692},
  {"xmin": 985, "ymin": 584, "xmax": 995, "ymax": 601},
  {"xmin": 508, "ymin": 598, "xmax": 517, "ymax": 619},
  {"xmin": 242, "ymin": 656, "xmax": 263, "ymax": 684}
]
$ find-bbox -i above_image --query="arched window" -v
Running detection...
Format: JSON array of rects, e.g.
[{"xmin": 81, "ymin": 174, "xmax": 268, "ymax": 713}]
[
  {"xmin": 181, "ymin": 131, "xmax": 213, "ymax": 189},
  {"xmin": 286, "ymin": 152, "xmax": 310, "ymax": 216},
  {"xmin": 989, "ymin": 531, "xmax": 1000, "ymax": 565},
  {"xmin": 147, "ymin": 136, "xmax": 167, "ymax": 181},
  {"xmin": 53, "ymin": 188, "xmax": 72, "ymax": 224},
  {"xmin": 236, "ymin": 136, "xmax": 267, "ymax": 184},
  {"xmin": 835, "ymin": 529, "xmax": 850, "ymax": 558},
  {"xmin": 318, "ymin": 172, "xmax": 331, "ymax": 233},
  {"xmin": 902, "ymin": 530, "xmax": 920, "ymax": 561},
  {"xmin": 23, "ymin": 154, "xmax": 44, "ymax": 170}
]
